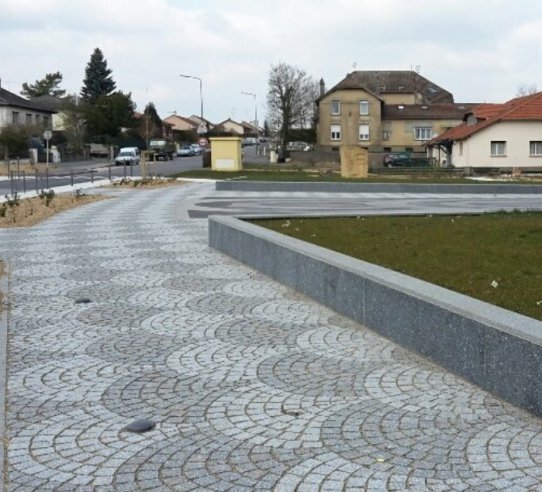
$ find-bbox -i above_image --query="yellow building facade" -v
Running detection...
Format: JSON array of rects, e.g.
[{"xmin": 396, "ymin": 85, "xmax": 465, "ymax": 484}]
[{"xmin": 316, "ymin": 71, "xmax": 474, "ymax": 158}]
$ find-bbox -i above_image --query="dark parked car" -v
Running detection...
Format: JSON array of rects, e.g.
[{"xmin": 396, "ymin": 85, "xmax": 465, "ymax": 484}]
[{"xmin": 383, "ymin": 152, "xmax": 411, "ymax": 167}]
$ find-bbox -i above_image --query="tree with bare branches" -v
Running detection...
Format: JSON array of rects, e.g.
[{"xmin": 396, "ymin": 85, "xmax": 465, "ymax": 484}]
[
  {"xmin": 267, "ymin": 63, "xmax": 318, "ymax": 154},
  {"xmin": 516, "ymin": 84, "xmax": 538, "ymax": 97}
]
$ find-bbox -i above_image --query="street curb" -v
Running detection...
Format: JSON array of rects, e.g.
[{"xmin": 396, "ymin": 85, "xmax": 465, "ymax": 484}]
[
  {"xmin": 0, "ymin": 265, "xmax": 9, "ymax": 492},
  {"xmin": 215, "ymin": 180, "xmax": 542, "ymax": 194},
  {"xmin": 209, "ymin": 215, "xmax": 542, "ymax": 418}
]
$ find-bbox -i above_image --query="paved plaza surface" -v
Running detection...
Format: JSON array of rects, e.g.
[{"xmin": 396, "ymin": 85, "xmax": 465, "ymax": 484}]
[{"xmin": 1, "ymin": 182, "xmax": 542, "ymax": 490}]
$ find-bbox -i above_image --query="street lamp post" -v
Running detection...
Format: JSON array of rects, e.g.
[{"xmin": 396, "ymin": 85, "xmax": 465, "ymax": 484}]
[
  {"xmin": 241, "ymin": 91, "xmax": 257, "ymax": 134},
  {"xmin": 179, "ymin": 73, "xmax": 203, "ymax": 121}
]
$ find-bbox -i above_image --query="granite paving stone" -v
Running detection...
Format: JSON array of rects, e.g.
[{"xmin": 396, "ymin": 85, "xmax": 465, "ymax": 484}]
[{"xmin": 1, "ymin": 183, "xmax": 542, "ymax": 490}]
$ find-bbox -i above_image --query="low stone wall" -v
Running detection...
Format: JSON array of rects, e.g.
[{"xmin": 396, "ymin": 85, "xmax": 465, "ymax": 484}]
[
  {"xmin": 215, "ymin": 180, "xmax": 542, "ymax": 194},
  {"xmin": 209, "ymin": 215, "xmax": 542, "ymax": 418}
]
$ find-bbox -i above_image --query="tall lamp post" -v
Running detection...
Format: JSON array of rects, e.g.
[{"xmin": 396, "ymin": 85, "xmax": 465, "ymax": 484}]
[
  {"xmin": 241, "ymin": 91, "xmax": 257, "ymax": 134},
  {"xmin": 180, "ymin": 73, "xmax": 207, "ymax": 168},
  {"xmin": 180, "ymin": 73, "xmax": 204, "ymax": 123}
]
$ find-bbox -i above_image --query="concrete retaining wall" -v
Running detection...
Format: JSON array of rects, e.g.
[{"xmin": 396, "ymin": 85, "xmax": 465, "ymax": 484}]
[
  {"xmin": 215, "ymin": 181, "xmax": 542, "ymax": 194},
  {"xmin": 209, "ymin": 215, "xmax": 542, "ymax": 418}
]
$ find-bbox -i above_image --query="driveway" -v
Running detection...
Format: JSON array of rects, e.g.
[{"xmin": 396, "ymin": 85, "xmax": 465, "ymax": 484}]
[{"xmin": 0, "ymin": 182, "xmax": 541, "ymax": 490}]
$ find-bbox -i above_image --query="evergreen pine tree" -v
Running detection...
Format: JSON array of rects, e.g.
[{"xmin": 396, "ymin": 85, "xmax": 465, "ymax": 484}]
[
  {"xmin": 80, "ymin": 48, "xmax": 116, "ymax": 103},
  {"xmin": 21, "ymin": 72, "xmax": 66, "ymax": 98},
  {"xmin": 143, "ymin": 102, "xmax": 164, "ymax": 139}
]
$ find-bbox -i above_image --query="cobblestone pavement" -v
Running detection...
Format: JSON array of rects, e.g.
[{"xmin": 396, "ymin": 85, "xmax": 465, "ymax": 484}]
[{"xmin": 1, "ymin": 183, "xmax": 542, "ymax": 491}]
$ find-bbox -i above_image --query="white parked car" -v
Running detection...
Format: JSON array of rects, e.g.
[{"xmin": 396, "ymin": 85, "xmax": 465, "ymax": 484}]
[
  {"xmin": 114, "ymin": 147, "xmax": 140, "ymax": 165},
  {"xmin": 190, "ymin": 144, "xmax": 203, "ymax": 155}
]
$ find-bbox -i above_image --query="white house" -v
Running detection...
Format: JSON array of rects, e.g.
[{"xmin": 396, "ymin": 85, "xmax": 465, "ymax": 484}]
[
  {"xmin": 0, "ymin": 83, "xmax": 55, "ymax": 130},
  {"xmin": 427, "ymin": 92, "xmax": 542, "ymax": 169}
]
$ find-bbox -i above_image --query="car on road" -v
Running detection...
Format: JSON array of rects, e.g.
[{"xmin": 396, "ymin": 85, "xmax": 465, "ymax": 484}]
[
  {"xmin": 178, "ymin": 144, "xmax": 195, "ymax": 157},
  {"xmin": 114, "ymin": 147, "xmax": 140, "ymax": 166},
  {"xmin": 190, "ymin": 144, "xmax": 203, "ymax": 155},
  {"xmin": 242, "ymin": 137, "xmax": 258, "ymax": 147},
  {"xmin": 287, "ymin": 141, "xmax": 312, "ymax": 152}
]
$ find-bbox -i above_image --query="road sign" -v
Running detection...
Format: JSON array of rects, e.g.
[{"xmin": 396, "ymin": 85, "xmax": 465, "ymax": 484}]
[
  {"xmin": 198, "ymin": 137, "xmax": 208, "ymax": 147},
  {"xmin": 43, "ymin": 130, "xmax": 52, "ymax": 141}
]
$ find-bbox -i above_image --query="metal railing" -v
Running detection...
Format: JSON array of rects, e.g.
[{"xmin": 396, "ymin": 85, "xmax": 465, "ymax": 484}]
[{"xmin": 9, "ymin": 168, "xmax": 98, "ymax": 195}]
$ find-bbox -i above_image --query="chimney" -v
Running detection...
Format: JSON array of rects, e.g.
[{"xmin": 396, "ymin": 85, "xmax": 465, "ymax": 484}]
[{"xmin": 319, "ymin": 78, "xmax": 325, "ymax": 97}]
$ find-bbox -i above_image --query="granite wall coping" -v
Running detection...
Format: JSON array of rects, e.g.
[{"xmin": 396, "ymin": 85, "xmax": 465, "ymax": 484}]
[
  {"xmin": 209, "ymin": 214, "xmax": 542, "ymax": 418},
  {"xmin": 215, "ymin": 180, "xmax": 542, "ymax": 194}
]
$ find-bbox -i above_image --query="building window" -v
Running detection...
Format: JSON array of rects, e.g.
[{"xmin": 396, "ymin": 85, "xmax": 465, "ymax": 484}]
[
  {"xmin": 331, "ymin": 100, "xmax": 340, "ymax": 115},
  {"xmin": 26, "ymin": 113, "xmax": 32, "ymax": 125},
  {"xmin": 490, "ymin": 141, "xmax": 506, "ymax": 156},
  {"xmin": 43, "ymin": 116, "xmax": 50, "ymax": 127},
  {"xmin": 530, "ymin": 141, "xmax": 542, "ymax": 156},
  {"xmin": 330, "ymin": 124, "xmax": 341, "ymax": 141},
  {"xmin": 382, "ymin": 130, "xmax": 390, "ymax": 141},
  {"xmin": 359, "ymin": 100, "xmax": 369, "ymax": 115},
  {"xmin": 359, "ymin": 124, "xmax": 370, "ymax": 141},
  {"xmin": 12, "ymin": 111, "xmax": 19, "ymax": 124},
  {"xmin": 415, "ymin": 127, "xmax": 432, "ymax": 141},
  {"xmin": 35, "ymin": 114, "xmax": 41, "ymax": 124},
  {"xmin": 459, "ymin": 142, "xmax": 463, "ymax": 156}
]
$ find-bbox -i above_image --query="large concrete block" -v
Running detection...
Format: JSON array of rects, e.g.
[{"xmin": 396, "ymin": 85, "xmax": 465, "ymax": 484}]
[{"xmin": 208, "ymin": 215, "xmax": 542, "ymax": 418}]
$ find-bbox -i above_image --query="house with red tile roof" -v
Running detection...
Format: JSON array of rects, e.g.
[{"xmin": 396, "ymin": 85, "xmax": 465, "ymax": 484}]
[
  {"xmin": 427, "ymin": 92, "xmax": 542, "ymax": 169},
  {"xmin": 163, "ymin": 114, "xmax": 199, "ymax": 132},
  {"xmin": 215, "ymin": 118, "xmax": 244, "ymax": 135}
]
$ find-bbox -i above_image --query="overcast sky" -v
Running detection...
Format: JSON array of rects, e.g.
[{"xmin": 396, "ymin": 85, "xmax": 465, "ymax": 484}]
[{"xmin": 2, "ymin": 0, "xmax": 541, "ymax": 124}]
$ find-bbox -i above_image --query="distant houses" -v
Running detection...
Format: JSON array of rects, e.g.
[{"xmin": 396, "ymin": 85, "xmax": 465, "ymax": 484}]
[
  {"xmin": 0, "ymin": 82, "xmax": 55, "ymax": 130},
  {"xmin": 6, "ymin": 67, "xmax": 542, "ymax": 170}
]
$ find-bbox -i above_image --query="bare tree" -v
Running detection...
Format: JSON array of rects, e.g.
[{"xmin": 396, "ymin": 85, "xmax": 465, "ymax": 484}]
[
  {"xmin": 267, "ymin": 63, "xmax": 318, "ymax": 154},
  {"xmin": 516, "ymin": 84, "xmax": 538, "ymax": 97}
]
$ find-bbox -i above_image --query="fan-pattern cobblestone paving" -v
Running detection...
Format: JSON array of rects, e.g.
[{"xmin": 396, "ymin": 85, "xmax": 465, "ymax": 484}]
[{"xmin": 1, "ymin": 184, "xmax": 542, "ymax": 490}]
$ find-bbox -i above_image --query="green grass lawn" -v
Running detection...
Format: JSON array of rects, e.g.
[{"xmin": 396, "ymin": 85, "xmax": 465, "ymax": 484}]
[{"xmin": 251, "ymin": 212, "xmax": 542, "ymax": 321}]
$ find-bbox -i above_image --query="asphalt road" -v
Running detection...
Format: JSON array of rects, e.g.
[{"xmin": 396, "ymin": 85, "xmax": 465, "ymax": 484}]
[
  {"xmin": 1, "ymin": 154, "xmax": 204, "ymax": 196},
  {"xmin": 2, "ymin": 145, "xmax": 267, "ymax": 196}
]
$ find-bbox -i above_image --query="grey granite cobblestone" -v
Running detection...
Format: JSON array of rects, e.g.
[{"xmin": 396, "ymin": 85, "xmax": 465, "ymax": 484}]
[{"xmin": 0, "ymin": 184, "xmax": 542, "ymax": 490}]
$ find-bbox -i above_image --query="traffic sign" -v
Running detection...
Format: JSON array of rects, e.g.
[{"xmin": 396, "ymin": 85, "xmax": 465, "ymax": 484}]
[
  {"xmin": 198, "ymin": 137, "xmax": 208, "ymax": 147},
  {"xmin": 43, "ymin": 130, "xmax": 52, "ymax": 140}
]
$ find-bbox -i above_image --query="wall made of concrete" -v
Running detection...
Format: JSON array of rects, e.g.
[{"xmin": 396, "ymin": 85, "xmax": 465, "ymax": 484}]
[{"xmin": 209, "ymin": 215, "xmax": 542, "ymax": 418}]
